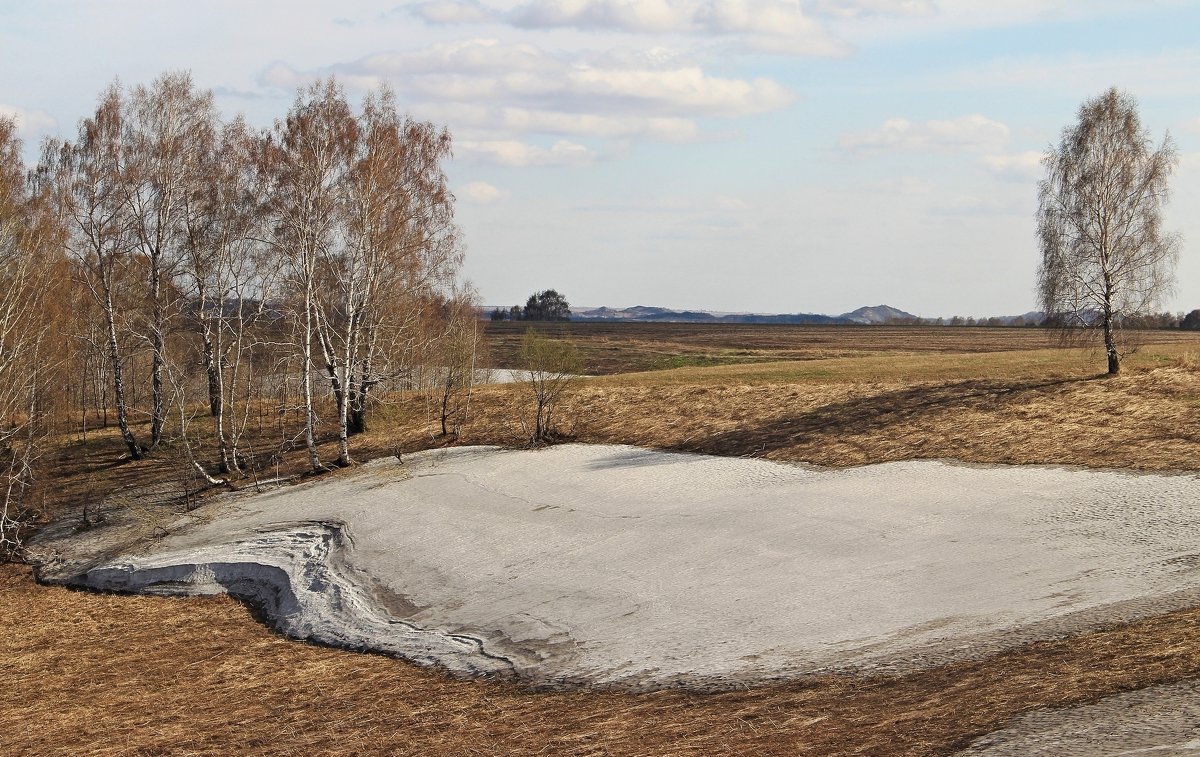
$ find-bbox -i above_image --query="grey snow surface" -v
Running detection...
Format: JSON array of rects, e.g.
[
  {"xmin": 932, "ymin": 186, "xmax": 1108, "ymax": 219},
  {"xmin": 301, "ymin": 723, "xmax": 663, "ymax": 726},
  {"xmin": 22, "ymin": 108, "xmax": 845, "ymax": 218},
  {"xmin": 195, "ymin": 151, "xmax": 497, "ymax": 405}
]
[{"xmin": 29, "ymin": 444, "xmax": 1200, "ymax": 692}]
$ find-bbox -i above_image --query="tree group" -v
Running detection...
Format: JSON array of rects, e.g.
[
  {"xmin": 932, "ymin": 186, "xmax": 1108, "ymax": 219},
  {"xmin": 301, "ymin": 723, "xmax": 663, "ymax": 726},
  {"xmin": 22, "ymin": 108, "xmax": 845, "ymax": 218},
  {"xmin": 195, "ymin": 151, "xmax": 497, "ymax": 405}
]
[
  {"xmin": 490, "ymin": 289, "xmax": 571, "ymax": 322},
  {"xmin": 0, "ymin": 71, "xmax": 473, "ymax": 555}
]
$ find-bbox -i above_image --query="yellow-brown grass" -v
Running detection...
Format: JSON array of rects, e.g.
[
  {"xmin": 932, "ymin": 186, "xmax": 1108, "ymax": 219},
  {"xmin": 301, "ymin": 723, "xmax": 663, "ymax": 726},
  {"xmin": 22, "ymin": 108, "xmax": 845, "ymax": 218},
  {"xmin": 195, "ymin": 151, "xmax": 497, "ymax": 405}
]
[
  {"xmin": 7, "ymin": 562, "xmax": 1200, "ymax": 756},
  {"xmin": 484, "ymin": 322, "xmax": 1200, "ymax": 374},
  {"xmin": 364, "ymin": 342, "xmax": 1200, "ymax": 473},
  {"xmin": 7, "ymin": 329, "xmax": 1200, "ymax": 755}
]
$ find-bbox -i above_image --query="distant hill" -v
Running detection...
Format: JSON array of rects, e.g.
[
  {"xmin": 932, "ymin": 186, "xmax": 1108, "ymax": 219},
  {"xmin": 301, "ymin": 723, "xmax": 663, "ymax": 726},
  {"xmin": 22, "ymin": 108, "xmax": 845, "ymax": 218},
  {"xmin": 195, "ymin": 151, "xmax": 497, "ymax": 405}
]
[
  {"xmin": 490, "ymin": 303, "xmax": 1047, "ymax": 326},
  {"xmin": 838, "ymin": 305, "xmax": 919, "ymax": 324},
  {"xmin": 569, "ymin": 304, "xmax": 914, "ymax": 325}
]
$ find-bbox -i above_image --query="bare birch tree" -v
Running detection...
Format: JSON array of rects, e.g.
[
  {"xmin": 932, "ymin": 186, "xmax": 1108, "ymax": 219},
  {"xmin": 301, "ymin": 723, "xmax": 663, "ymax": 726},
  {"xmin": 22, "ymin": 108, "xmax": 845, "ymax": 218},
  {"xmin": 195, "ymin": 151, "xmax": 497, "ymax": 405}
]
[
  {"xmin": 122, "ymin": 71, "xmax": 216, "ymax": 446},
  {"xmin": 44, "ymin": 84, "xmax": 144, "ymax": 459},
  {"xmin": 519, "ymin": 328, "xmax": 582, "ymax": 445},
  {"xmin": 431, "ymin": 288, "xmax": 483, "ymax": 438},
  {"xmin": 0, "ymin": 118, "xmax": 63, "ymax": 557},
  {"xmin": 1037, "ymin": 87, "xmax": 1180, "ymax": 375},
  {"xmin": 30, "ymin": 70, "xmax": 466, "ymax": 478},
  {"xmin": 321, "ymin": 86, "xmax": 461, "ymax": 459},
  {"xmin": 267, "ymin": 79, "xmax": 461, "ymax": 468},
  {"xmin": 266, "ymin": 78, "xmax": 357, "ymax": 471},
  {"xmin": 180, "ymin": 116, "xmax": 275, "ymax": 475}
]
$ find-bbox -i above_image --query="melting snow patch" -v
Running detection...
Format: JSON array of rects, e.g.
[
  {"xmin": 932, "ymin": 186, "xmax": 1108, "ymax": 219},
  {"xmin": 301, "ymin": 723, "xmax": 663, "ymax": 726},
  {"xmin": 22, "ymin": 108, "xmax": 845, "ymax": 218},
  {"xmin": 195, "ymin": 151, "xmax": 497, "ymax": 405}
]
[{"xmin": 30, "ymin": 445, "xmax": 1200, "ymax": 691}]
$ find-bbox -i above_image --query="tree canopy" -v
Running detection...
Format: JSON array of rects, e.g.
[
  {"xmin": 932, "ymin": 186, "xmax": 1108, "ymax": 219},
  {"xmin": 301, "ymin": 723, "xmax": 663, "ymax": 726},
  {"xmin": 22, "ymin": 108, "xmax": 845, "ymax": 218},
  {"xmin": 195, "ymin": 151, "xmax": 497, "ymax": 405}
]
[{"xmin": 522, "ymin": 289, "xmax": 571, "ymax": 321}]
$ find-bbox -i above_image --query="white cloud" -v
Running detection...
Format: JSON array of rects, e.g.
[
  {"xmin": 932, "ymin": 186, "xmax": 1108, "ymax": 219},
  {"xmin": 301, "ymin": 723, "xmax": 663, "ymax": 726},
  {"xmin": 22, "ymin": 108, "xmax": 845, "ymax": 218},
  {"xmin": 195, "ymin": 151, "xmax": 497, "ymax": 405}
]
[
  {"xmin": 0, "ymin": 104, "xmax": 57, "ymax": 139},
  {"xmin": 258, "ymin": 39, "xmax": 788, "ymax": 166},
  {"xmin": 462, "ymin": 180, "xmax": 510, "ymax": 203},
  {"xmin": 929, "ymin": 49, "xmax": 1200, "ymax": 98},
  {"xmin": 458, "ymin": 138, "xmax": 597, "ymax": 166},
  {"xmin": 263, "ymin": 38, "xmax": 795, "ymax": 130},
  {"xmin": 410, "ymin": 0, "xmax": 494, "ymax": 24},
  {"xmin": 508, "ymin": 0, "xmax": 691, "ymax": 32},
  {"xmin": 1175, "ymin": 151, "xmax": 1200, "ymax": 171},
  {"xmin": 981, "ymin": 150, "xmax": 1044, "ymax": 182},
  {"xmin": 411, "ymin": 0, "xmax": 850, "ymax": 56},
  {"xmin": 868, "ymin": 175, "xmax": 937, "ymax": 195},
  {"xmin": 840, "ymin": 114, "xmax": 1010, "ymax": 155},
  {"xmin": 805, "ymin": 0, "xmax": 935, "ymax": 18},
  {"xmin": 565, "ymin": 65, "xmax": 793, "ymax": 116},
  {"xmin": 497, "ymin": 107, "xmax": 699, "ymax": 140},
  {"xmin": 824, "ymin": 0, "xmax": 1148, "ymax": 47}
]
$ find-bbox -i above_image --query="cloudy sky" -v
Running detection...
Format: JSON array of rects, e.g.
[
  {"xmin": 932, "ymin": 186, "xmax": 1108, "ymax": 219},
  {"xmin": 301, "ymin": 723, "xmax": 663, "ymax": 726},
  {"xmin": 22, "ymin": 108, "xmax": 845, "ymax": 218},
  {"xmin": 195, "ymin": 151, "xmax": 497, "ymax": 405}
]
[{"xmin": 3, "ymin": 1, "xmax": 1199, "ymax": 317}]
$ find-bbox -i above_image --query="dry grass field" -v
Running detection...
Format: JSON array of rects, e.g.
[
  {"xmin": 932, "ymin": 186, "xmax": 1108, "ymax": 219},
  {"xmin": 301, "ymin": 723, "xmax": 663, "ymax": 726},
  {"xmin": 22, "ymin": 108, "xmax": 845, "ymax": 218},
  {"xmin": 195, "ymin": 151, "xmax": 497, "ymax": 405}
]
[
  {"xmin": 484, "ymin": 321, "xmax": 1200, "ymax": 374},
  {"xmin": 9, "ymin": 562, "xmax": 1200, "ymax": 756},
  {"xmin": 6, "ymin": 324, "xmax": 1200, "ymax": 755}
]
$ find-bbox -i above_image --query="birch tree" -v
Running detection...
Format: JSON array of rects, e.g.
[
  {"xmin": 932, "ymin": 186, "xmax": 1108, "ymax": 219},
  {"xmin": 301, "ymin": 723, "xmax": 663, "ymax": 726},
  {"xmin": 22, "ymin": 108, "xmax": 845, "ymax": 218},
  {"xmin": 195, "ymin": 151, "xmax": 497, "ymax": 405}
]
[
  {"xmin": 322, "ymin": 86, "xmax": 460, "ymax": 458},
  {"xmin": 431, "ymin": 289, "xmax": 483, "ymax": 437},
  {"xmin": 519, "ymin": 328, "xmax": 582, "ymax": 444},
  {"xmin": 269, "ymin": 79, "xmax": 461, "ymax": 468},
  {"xmin": 122, "ymin": 71, "xmax": 216, "ymax": 446},
  {"xmin": 0, "ymin": 118, "xmax": 63, "ymax": 557},
  {"xmin": 267, "ymin": 78, "xmax": 357, "ymax": 471},
  {"xmin": 1037, "ymin": 87, "xmax": 1181, "ymax": 375},
  {"xmin": 180, "ymin": 116, "xmax": 274, "ymax": 474},
  {"xmin": 45, "ymin": 84, "xmax": 144, "ymax": 459}
]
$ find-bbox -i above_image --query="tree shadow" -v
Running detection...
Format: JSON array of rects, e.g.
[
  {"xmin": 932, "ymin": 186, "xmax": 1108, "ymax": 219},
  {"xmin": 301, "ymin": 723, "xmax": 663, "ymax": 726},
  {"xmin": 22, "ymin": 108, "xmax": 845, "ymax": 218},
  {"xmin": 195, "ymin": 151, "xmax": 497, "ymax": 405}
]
[
  {"xmin": 585, "ymin": 447, "xmax": 693, "ymax": 470},
  {"xmin": 678, "ymin": 375, "xmax": 1100, "ymax": 459}
]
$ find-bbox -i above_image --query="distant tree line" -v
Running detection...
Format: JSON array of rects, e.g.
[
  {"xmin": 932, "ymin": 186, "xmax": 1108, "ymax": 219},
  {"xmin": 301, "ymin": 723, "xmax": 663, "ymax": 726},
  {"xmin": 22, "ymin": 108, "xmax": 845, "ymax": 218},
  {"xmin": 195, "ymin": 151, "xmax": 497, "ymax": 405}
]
[
  {"xmin": 490, "ymin": 289, "xmax": 571, "ymax": 322},
  {"xmin": 937, "ymin": 313, "xmax": 1199, "ymax": 329}
]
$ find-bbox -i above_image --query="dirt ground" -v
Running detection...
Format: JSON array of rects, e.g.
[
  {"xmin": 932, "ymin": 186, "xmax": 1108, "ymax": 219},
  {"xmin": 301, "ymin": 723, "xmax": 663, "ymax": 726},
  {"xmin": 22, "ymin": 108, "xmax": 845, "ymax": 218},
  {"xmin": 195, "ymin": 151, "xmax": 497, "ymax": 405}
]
[{"xmin": 6, "ymin": 324, "xmax": 1200, "ymax": 755}]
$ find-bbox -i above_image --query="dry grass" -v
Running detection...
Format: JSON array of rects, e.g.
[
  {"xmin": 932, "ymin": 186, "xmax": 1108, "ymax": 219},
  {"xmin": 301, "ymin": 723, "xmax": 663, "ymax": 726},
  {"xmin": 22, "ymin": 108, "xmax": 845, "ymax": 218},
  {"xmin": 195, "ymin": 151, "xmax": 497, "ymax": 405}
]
[
  {"xmin": 8, "ymin": 561, "xmax": 1200, "ymax": 756},
  {"xmin": 7, "ymin": 326, "xmax": 1200, "ymax": 755},
  {"xmin": 366, "ymin": 341, "xmax": 1200, "ymax": 473},
  {"xmin": 484, "ymin": 322, "xmax": 1200, "ymax": 374}
]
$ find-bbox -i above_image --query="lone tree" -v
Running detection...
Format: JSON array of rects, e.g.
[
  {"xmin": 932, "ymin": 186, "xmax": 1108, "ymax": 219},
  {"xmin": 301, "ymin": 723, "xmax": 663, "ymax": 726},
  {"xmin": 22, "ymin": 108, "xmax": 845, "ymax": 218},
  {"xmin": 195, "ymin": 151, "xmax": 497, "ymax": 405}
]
[
  {"xmin": 522, "ymin": 289, "xmax": 571, "ymax": 321},
  {"xmin": 519, "ymin": 328, "xmax": 582, "ymax": 444},
  {"xmin": 1037, "ymin": 87, "xmax": 1180, "ymax": 375}
]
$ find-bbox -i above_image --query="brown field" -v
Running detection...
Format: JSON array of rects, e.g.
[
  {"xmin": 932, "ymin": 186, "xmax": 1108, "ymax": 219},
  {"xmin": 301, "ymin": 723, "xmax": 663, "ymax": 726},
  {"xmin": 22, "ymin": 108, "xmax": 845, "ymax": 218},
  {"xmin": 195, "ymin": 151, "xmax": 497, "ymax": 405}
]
[
  {"xmin": 6, "ymin": 324, "xmax": 1200, "ymax": 755},
  {"xmin": 484, "ymin": 321, "xmax": 1200, "ymax": 374}
]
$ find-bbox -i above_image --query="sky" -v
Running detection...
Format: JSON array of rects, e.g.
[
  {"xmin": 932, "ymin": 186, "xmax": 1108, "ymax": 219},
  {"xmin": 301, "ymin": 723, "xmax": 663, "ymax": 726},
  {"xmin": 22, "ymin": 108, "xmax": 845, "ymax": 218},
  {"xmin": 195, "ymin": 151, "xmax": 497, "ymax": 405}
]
[{"xmin": 3, "ymin": 0, "xmax": 1200, "ymax": 318}]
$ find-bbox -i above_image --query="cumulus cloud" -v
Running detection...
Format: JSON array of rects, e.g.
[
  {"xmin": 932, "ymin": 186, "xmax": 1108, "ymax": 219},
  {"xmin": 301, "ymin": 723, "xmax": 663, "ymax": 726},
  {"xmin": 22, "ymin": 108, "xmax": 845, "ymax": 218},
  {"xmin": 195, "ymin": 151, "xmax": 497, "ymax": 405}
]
[
  {"xmin": 492, "ymin": 107, "xmax": 700, "ymax": 141},
  {"xmin": 257, "ymin": 31, "xmax": 796, "ymax": 168},
  {"xmin": 839, "ymin": 114, "xmax": 1010, "ymax": 155},
  {"xmin": 462, "ymin": 180, "xmax": 510, "ymax": 203},
  {"xmin": 981, "ymin": 150, "xmax": 1044, "ymax": 181},
  {"xmin": 0, "ymin": 104, "xmax": 57, "ymax": 139},
  {"xmin": 410, "ymin": 0, "xmax": 851, "ymax": 56},
  {"xmin": 263, "ymin": 39, "xmax": 795, "ymax": 122},
  {"xmin": 457, "ymin": 138, "xmax": 597, "ymax": 166},
  {"xmin": 805, "ymin": 0, "xmax": 935, "ymax": 18},
  {"xmin": 410, "ymin": 0, "xmax": 494, "ymax": 24},
  {"xmin": 566, "ymin": 66, "xmax": 793, "ymax": 116}
]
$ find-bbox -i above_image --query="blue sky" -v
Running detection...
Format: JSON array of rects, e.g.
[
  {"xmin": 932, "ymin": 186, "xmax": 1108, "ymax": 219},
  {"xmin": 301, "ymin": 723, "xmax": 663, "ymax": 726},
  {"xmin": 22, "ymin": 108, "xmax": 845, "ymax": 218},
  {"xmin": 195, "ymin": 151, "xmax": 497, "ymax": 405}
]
[{"xmin": 2, "ymin": 0, "xmax": 1199, "ymax": 316}]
